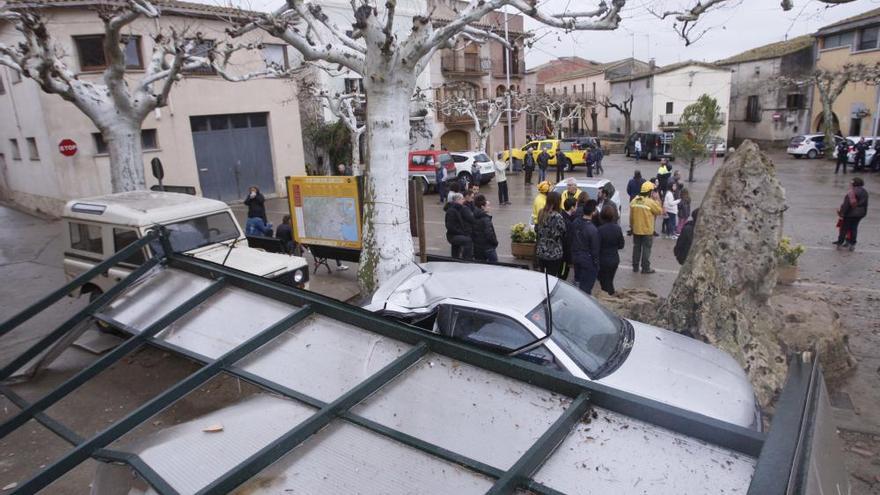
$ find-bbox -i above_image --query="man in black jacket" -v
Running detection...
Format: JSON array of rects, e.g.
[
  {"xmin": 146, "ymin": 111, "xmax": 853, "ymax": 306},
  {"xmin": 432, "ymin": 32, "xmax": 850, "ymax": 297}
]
[
  {"xmin": 472, "ymin": 195, "xmax": 499, "ymax": 262},
  {"xmin": 835, "ymin": 178, "xmax": 869, "ymax": 251},
  {"xmin": 674, "ymin": 208, "xmax": 699, "ymax": 265},
  {"xmin": 571, "ymin": 201, "xmax": 600, "ymax": 294},
  {"xmin": 445, "ymin": 193, "xmax": 473, "ymax": 259}
]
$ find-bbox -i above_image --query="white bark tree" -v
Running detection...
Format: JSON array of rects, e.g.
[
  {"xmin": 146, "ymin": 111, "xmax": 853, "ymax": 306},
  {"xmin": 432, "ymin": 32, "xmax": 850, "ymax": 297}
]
[
  {"xmin": 527, "ymin": 91, "xmax": 586, "ymax": 139},
  {"xmin": 601, "ymin": 94, "xmax": 634, "ymax": 137},
  {"xmin": 0, "ymin": 1, "xmax": 287, "ymax": 192},
  {"xmin": 235, "ymin": 0, "xmax": 846, "ymax": 294},
  {"xmin": 433, "ymin": 91, "xmax": 527, "ymax": 154}
]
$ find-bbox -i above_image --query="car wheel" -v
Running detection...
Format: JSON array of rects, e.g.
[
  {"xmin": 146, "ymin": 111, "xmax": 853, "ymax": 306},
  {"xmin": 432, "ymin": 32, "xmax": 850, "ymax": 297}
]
[
  {"xmin": 458, "ymin": 171, "xmax": 472, "ymax": 185},
  {"xmin": 647, "ymin": 151, "xmax": 655, "ymax": 161},
  {"xmin": 624, "ymin": 147, "xmax": 630, "ymax": 157},
  {"xmin": 88, "ymin": 289, "xmax": 113, "ymax": 333},
  {"xmin": 566, "ymin": 158, "xmax": 575, "ymax": 172},
  {"xmin": 807, "ymin": 149, "xmax": 818, "ymax": 159}
]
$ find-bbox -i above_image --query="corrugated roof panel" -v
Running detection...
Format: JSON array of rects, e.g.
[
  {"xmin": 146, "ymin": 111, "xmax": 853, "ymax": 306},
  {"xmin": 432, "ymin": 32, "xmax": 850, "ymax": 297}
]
[
  {"xmin": 352, "ymin": 352, "xmax": 572, "ymax": 470},
  {"xmin": 236, "ymin": 315, "xmax": 413, "ymax": 402},
  {"xmin": 232, "ymin": 420, "xmax": 496, "ymax": 494}
]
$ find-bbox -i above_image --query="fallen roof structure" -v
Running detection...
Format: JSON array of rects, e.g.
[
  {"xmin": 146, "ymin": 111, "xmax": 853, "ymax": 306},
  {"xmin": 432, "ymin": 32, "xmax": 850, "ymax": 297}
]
[{"xmin": 0, "ymin": 229, "xmax": 848, "ymax": 494}]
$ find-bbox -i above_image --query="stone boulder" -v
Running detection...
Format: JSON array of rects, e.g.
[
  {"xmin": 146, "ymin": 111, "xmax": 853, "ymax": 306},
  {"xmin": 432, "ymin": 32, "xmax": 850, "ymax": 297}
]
[{"xmin": 660, "ymin": 141, "xmax": 788, "ymax": 407}]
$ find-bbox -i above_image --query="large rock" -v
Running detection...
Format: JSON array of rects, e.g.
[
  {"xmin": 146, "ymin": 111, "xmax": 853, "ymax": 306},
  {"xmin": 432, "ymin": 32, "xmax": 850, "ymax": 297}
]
[{"xmin": 660, "ymin": 141, "xmax": 788, "ymax": 407}]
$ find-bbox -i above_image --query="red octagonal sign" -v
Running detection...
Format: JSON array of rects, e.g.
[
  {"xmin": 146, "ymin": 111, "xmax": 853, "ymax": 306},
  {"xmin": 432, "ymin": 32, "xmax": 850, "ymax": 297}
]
[{"xmin": 58, "ymin": 139, "xmax": 77, "ymax": 157}]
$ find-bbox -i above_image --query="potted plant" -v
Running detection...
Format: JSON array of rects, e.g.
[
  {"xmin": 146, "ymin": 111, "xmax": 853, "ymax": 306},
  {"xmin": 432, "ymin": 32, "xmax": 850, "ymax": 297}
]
[
  {"xmin": 776, "ymin": 237, "xmax": 805, "ymax": 285},
  {"xmin": 510, "ymin": 223, "xmax": 537, "ymax": 260}
]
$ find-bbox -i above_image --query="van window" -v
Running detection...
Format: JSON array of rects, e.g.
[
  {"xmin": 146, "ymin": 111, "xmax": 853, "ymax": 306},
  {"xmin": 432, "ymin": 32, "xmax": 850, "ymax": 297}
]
[
  {"xmin": 540, "ymin": 142, "xmax": 553, "ymax": 150},
  {"xmin": 439, "ymin": 153, "xmax": 453, "ymax": 168},
  {"xmin": 411, "ymin": 154, "xmax": 426, "ymax": 165},
  {"xmin": 70, "ymin": 222, "xmax": 103, "ymax": 254},
  {"xmin": 113, "ymin": 228, "xmax": 146, "ymax": 265}
]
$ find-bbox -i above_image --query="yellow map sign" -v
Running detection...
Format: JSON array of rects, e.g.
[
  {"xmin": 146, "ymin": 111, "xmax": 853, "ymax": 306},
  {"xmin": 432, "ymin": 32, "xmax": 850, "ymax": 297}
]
[{"xmin": 286, "ymin": 176, "xmax": 362, "ymax": 249}]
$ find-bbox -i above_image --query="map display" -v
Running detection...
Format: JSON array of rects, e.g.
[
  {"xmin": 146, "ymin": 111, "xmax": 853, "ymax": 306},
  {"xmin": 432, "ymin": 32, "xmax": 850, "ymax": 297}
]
[{"xmin": 286, "ymin": 176, "xmax": 362, "ymax": 249}]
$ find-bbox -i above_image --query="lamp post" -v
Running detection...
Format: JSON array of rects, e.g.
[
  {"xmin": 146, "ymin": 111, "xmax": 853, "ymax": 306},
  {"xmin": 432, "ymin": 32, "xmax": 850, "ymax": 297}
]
[{"xmin": 503, "ymin": 9, "xmax": 517, "ymax": 172}]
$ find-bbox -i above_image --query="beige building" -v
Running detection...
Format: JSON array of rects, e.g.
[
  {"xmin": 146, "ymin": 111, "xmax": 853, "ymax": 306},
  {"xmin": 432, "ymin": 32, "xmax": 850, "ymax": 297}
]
[
  {"xmin": 428, "ymin": 2, "xmax": 531, "ymax": 154},
  {"xmin": 811, "ymin": 8, "xmax": 880, "ymax": 137},
  {"xmin": 0, "ymin": 1, "xmax": 306, "ymax": 215}
]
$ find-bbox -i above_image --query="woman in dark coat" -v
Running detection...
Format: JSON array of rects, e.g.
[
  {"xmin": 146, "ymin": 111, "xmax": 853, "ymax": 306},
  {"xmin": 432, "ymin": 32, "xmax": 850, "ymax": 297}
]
[
  {"xmin": 596, "ymin": 204, "xmax": 625, "ymax": 295},
  {"xmin": 244, "ymin": 186, "xmax": 267, "ymax": 222},
  {"xmin": 535, "ymin": 191, "xmax": 567, "ymax": 278},
  {"xmin": 471, "ymin": 195, "xmax": 499, "ymax": 262}
]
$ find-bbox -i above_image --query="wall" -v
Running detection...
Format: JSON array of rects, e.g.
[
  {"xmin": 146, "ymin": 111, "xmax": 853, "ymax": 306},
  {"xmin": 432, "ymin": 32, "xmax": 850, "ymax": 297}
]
[
  {"xmin": 0, "ymin": 7, "xmax": 307, "ymax": 216},
  {"xmin": 652, "ymin": 66, "xmax": 732, "ymax": 142},
  {"xmin": 811, "ymin": 36, "xmax": 880, "ymax": 136},
  {"xmin": 724, "ymin": 50, "xmax": 814, "ymax": 148},
  {"xmin": 609, "ymin": 77, "xmax": 653, "ymax": 137}
]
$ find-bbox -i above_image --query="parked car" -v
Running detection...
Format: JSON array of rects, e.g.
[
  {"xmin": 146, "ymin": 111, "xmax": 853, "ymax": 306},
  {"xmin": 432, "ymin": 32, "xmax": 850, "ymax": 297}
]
[
  {"xmin": 366, "ymin": 262, "xmax": 762, "ymax": 430},
  {"xmin": 552, "ymin": 178, "xmax": 621, "ymax": 210},
  {"xmin": 408, "ymin": 150, "xmax": 456, "ymax": 193},
  {"xmin": 561, "ymin": 136, "xmax": 600, "ymax": 151},
  {"xmin": 449, "ymin": 151, "xmax": 495, "ymax": 185},
  {"xmin": 706, "ymin": 137, "xmax": 727, "ymax": 156},
  {"xmin": 62, "ymin": 191, "xmax": 310, "ymax": 298},
  {"xmin": 787, "ymin": 133, "xmax": 843, "ymax": 159},
  {"xmin": 501, "ymin": 139, "xmax": 586, "ymax": 170},
  {"xmin": 623, "ymin": 131, "xmax": 674, "ymax": 161},
  {"xmin": 832, "ymin": 136, "xmax": 877, "ymax": 164}
]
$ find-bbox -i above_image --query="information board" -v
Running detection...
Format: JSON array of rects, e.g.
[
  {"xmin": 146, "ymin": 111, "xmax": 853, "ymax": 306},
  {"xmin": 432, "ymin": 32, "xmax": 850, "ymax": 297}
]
[{"xmin": 286, "ymin": 176, "xmax": 362, "ymax": 249}]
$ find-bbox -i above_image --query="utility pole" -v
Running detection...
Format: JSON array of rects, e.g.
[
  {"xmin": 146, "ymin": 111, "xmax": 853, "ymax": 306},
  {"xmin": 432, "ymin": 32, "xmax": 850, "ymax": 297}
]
[{"xmin": 504, "ymin": 9, "xmax": 517, "ymax": 172}]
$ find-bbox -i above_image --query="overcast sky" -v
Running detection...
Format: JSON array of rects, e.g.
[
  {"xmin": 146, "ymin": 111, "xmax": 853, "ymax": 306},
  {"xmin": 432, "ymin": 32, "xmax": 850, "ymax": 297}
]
[{"xmin": 199, "ymin": 0, "xmax": 880, "ymax": 67}]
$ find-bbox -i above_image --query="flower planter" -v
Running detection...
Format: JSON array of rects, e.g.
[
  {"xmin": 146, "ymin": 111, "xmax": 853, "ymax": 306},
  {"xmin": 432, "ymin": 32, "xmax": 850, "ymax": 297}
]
[
  {"xmin": 777, "ymin": 263, "xmax": 798, "ymax": 286},
  {"xmin": 511, "ymin": 242, "xmax": 536, "ymax": 260}
]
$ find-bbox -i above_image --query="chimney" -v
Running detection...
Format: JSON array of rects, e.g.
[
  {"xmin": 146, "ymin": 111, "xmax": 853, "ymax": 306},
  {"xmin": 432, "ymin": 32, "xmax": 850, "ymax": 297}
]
[{"xmin": 648, "ymin": 58, "xmax": 656, "ymax": 72}]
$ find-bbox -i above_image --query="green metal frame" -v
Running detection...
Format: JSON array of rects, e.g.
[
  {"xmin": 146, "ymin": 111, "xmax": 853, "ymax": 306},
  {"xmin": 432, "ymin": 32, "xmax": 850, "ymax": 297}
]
[{"xmin": 0, "ymin": 229, "xmax": 825, "ymax": 494}]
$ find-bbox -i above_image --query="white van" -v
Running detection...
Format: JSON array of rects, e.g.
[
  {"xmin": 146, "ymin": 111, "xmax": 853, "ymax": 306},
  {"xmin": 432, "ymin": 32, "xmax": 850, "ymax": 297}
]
[{"xmin": 62, "ymin": 191, "xmax": 309, "ymax": 299}]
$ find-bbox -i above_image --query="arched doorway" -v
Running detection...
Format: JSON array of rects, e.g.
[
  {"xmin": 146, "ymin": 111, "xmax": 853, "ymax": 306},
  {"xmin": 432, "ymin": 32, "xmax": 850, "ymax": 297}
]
[
  {"xmin": 441, "ymin": 130, "xmax": 470, "ymax": 151},
  {"xmin": 814, "ymin": 111, "xmax": 840, "ymax": 134}
]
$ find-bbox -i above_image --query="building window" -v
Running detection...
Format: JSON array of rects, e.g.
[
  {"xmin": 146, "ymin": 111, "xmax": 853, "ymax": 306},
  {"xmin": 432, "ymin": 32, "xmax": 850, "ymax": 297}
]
[
  {"xmin": 581, "ymin": 84, "xmax": 584, "ymax": 94},
  {"xmin": 496, "ymin": 85, "xmax": 506, "ymax": 97},
  {"xmin": 343, "ymin": 78, "xmax": 363, "ymax": 94},
  {"xmin": 746, "ymin": 95, "xmax": 760, "ymax": 122},
  {"xmin": 823, "ymin": 31, "xmax": 854, "ymax": 50},
  {"xmin": 563, "ymin": 87, "xmax": 567, "ymax": 95},
  {"xmin": 551, "ymin": 87, "xmax": 556, "ymax": 95},
  {"xmin": 9, "ymin": 138, "xmax": 20, "ymax": 160},
  {"xmin": 183, "ymin": 39, "xmax": 215, "ymax": 75},
  {"xmin": 93, "ymin": 129, "xmax": 159, "ymax": 154},
  {"xmin": 74, "ymin": 35, "xmax": 142, "ymax": 72},
  {"xmin": 26, "ymin": 137, "xmax": 38, "ymax": 160},
  {"xmin": 646, "ymin": 78, "xmax": 650, "ymax": 88},
  {"xmin": 604, "ymin": 105, "xmax": 608, "ymax": 118},
  {"xmin": 786, "ymin": 93, "xmax": 805, "ymax": 110},
  {"xmin": 262, "ymin": 43, "xmax": 289, "ymax": 70},
  {"xmin": 70, "ymin": 222, "xmax": 103, "ymax": 254},
  {"xmin": 850, "ymin": 118, "xmax": 862, "ymax": 136},
  {"xmin": 482, "ymin": 87, "xmax": 487, "ymax": 99},
  {"xmin": 858, "ymin": 27, "xmax": 879, "ymax": 51},
  {"xmin": 665, "ymin": 102, "xmax": 674, "ymax": 114}
]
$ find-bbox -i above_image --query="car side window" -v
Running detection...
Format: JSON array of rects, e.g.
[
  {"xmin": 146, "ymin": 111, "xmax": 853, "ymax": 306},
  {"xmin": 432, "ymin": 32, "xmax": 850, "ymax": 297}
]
[
  {"xmin": 452, "ymin": 154, "xmax": 467, "ymax": 163},
  {"xmin": 412, "ymin": 155, "xmax": 426, "ymax": 165},
  {"xmin": 69, "ymin": 222, "xmax": 103, "ymax": 254},
  {"xmin": 812, "ymin": 137, "xmax": 823, "ymax": 143},
  {"xmin": 113, "ymin": 228, "xmax": 146, "ymax": 265},
  {"xmin": 540, "ymin": 142, "xmax": 553, "ymax": 150},
  {"xmin": 445, "ymin": 307, "xmax": 534, "ymax": 351}
]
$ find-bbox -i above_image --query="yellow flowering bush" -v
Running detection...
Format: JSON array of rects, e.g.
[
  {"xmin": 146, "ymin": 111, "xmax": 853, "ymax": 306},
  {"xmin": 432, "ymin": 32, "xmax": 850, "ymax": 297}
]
[
  {"xmin": 777, "ymin": 237, "xmax": 805, "ymax": 266},
  {"xmin": 510, "ymin": 223, "xmax": 537, "ymax": 243}
]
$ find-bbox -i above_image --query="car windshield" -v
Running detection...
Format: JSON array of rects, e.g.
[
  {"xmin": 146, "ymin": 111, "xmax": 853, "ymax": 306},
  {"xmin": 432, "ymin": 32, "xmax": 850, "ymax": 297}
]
[
  {"xmin": 526, "ymin": 281, "xmax": 624, "ymax": 376},
  {"xmin": 473, "ymin": 153, "xmax": 490, "ymax": 162},
  {"xmin": 553, "ymin": 185, "xmax": 600, "ymax": 200},
  {"xmin": 159, "ymin": 212, "xmax": 241, "ymax": 253}
]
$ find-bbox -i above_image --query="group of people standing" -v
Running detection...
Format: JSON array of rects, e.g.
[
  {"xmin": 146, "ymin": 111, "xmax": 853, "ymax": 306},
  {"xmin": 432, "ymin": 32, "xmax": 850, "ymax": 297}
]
[
  {"xmin": 532, "ymin": 179, "xmax": 624, "ymax": 295},
  {"xmin": 835, "ymin": 137, "xmax": 880, "ymax": 174},
  {"xmin": 444, "ymin": 187, "xmax": 499, "ymax": 262}
]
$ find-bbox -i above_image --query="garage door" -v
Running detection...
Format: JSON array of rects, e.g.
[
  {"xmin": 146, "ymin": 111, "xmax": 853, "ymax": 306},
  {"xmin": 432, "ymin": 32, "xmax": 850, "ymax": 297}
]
[{"xmin": 191, "ymin": 113, "xmax": 275, "ymax": 202}]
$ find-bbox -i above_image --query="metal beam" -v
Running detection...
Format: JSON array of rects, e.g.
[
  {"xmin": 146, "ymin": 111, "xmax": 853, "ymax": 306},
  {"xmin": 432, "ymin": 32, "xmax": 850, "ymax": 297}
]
[
  {"xmin": 167, "ymin": 254, "xmax": 765, "ymax": 457},
  {"xmin": 487, "ymin": 393, "xmax": 591, "ymax": 494},
  {"xmin": 11, "ymin": 305, "xmax": 313, "ymax": 495},
  {"xmin": 0, "ymin": 278, "xmax": 226, "ymax": 441},
  {"xmin": 0, "ymin": 256, "xmax": 161, "ymax": 381},
  {"xmin": 0, "ymin": 384, "xmax": 83, "ymax": 446},
  {"xmin": 0, "ymin": 231, "xmax": 157, "ymax": 338},
  {"xmin": 196, "ymin": 342, "xmax": 428, "ymax": 495}
]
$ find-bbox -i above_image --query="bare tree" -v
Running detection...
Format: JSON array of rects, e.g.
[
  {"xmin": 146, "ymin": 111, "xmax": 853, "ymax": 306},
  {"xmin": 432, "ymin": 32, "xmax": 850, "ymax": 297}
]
[
  {"xmin": 601, "ymin": 94, "xmax": 634, "ymax": 137},
  {"xmin": 526, "ymin": 92, "xmax": 586, "ymax": 139},
  {"xmin": 234, "ymin": 0, "xmax": 841, "ymax": 294},
  {"xmin": 316, "ymin": 89, "xmax": 366, "ymax": 169},
  {"xmin": 433, "ymin": 91, "xmax": 527, "ymax": 154},
  {"xmin": 0, "ymin": 1, "xmax": 287, "ymax": 192}
]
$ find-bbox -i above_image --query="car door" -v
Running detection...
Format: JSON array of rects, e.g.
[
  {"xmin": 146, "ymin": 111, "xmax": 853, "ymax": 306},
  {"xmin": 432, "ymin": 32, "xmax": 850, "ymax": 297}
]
[{"xmin": 436, "ymin": 305, "xmax": 564, "ymax": 371}]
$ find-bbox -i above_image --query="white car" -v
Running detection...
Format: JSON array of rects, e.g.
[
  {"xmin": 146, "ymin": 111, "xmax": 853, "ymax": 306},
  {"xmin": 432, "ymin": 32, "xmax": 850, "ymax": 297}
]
[
  {"xmin": 449, "ymin": 151, "xmax": 495, "ymax": 185},
  {"xmin": 62, "ymin": 191, "xmax": 310, "ymax": 299},
  {"xmin": 706, "ymin": 137, "xmax": 726, "ymax": 156},
  {"xmin": 552, "ymin": 178, "xmax": 621, "ymax": 210},
  {"xmin": 787, "ymin": 133, "xmax": 839, "ymax": 159},
  {"xmin": 366, "ymin": 263, "xmax": 762, "ymax": 430}
]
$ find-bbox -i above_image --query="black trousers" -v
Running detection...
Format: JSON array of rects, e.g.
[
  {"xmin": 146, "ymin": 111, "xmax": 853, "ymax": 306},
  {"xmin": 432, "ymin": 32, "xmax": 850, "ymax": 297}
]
[
  {"xmin": 855, "ymin": 153, "xmax": 866, "ymax": 170},
  {"xmin": 556, "ymin": 165, "xmax": 565, "ymax": 183},
  {"xmin": 497, "ymin": 180, "xmax": 509, "ymax": 204},
  {"xmin": 540, "ymin": 258, "xmax": 563, "ymax": 278},
  {"xmin": 838, "ymin": 216, "xmax": 863, "ymax": 245},
  {"xmin": 524, "ymin": 167, "xmax": 533, "ymax": 184},
  {"xmin": 598, "ymin": 260, "xmax": 619, "ymax": 295},
  {"xmin": 835, "ymin": 157, "xmax": 847, "ymax": 174},
  {"xmin": 449, "ymin": 235, "xmax": 474, "ymax": 259}
]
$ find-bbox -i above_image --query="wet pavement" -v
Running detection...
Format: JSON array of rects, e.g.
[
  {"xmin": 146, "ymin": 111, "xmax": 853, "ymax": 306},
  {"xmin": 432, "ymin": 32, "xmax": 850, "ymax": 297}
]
[{"xmin": 0, "ymin": 149, "xmax": 878, "ymax": 492}]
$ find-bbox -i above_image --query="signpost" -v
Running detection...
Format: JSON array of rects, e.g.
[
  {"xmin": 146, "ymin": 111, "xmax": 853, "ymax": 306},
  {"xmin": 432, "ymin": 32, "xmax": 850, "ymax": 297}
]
[
  {"xmin": 58, "ymin": 139, "xmax": 77, "ymax": 157},
  {"xmin": 286, "ymin": 176, "xmax": 363, "ymax": 249}
]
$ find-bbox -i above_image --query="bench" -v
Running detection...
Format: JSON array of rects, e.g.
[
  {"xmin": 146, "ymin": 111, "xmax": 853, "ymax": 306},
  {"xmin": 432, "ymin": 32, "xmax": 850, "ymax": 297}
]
[{"xmin": 246, "ymin": 235, "xmax": 295, "ymax": 255}]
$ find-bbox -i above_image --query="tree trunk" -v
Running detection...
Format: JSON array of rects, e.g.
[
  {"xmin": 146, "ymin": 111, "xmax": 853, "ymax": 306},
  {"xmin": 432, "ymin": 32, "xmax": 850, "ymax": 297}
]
[
  {"xmin": 350, "ymin": 130, "xmax": 362, "ymax": 171},
  {"xmin": 103, "ymin": 121, "xmax": 146, "ymax": 192},
  {"xmin": 358, "ymin": 73, "xmax": 417, "ymax": 295},
  {"xmin": 821, "ymin": 95, "xmax": 836, "ymax": 160},
  {"xmin": 624, "ymin": 114, "xmax": 632, "ymax": 138},
  {"xmin": 477, "ymin": 133, "xmax": 489, "ymax": 155},
  {"xmin": 688, "ymin": 157, "xmax": 695, "ymax": 183},
  {"xmin": 660, "ymin": 141, "xmax": 787, "ymax": 407}
]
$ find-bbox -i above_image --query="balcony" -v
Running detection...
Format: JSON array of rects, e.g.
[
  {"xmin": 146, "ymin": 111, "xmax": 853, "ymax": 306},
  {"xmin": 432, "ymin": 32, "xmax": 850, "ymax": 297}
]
[
  {"xmin": 658, "ymin": 112, "xmax": 727, "ymax": 130},
  {"xmin": 492, "ymin": 59, "xmax": 526, "ymax": 79},
  {"xmin": 436, "ymin": 105, "xmax": 520, "ymax": 125},
  {"xmin": 441, "ymin": 54, "xmax": 489, "ymax": 77}
]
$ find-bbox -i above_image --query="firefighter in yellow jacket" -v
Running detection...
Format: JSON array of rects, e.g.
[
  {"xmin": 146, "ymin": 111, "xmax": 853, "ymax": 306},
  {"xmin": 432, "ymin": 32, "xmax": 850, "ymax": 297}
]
[
  {"xmin": 559, "ymin": 178, "xmax": 584, "ymax": 209},
  {"xmin": 629, "ymin": 181, "xmax": 662, "ymax": 273},
  {"xmin": 531, "ymin": 181, "xmax": 552, "ymax": 224}
]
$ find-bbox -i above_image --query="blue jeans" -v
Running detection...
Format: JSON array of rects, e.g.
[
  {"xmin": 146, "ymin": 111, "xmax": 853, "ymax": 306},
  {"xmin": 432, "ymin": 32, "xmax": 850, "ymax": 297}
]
[
  {"xmin": 574, "ymin": 264, "xmax": 598, "ymax": 294},
  {"xmin": 538, "ymin": 168, "xmax": 547, "ymax": 182}
]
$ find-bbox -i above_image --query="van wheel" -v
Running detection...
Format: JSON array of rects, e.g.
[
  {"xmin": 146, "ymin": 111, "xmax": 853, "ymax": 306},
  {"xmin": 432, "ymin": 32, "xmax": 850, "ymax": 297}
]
[
  {"xmin": 87, "ymin": 289, "xmax": 112, "ymax": 332},
  {"xmin": 647, "ymin": 151, "xmax": 655, "ymax": 161},
  {"xmin": 807, "ymin": 149, "xmax": 818, "ymax": 159}
]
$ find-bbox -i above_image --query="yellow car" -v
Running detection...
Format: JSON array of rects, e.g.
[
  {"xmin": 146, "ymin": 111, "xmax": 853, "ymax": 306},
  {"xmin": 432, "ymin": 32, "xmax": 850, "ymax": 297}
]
[{"xmin": 501, "ymin": 139, "xmax": 586, "ymax": 169}]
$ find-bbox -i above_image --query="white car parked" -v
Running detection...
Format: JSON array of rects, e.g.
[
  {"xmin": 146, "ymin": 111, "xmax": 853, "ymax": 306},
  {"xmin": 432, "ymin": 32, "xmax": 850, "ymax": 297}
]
[
  {"xmin": 787, "ymin": 133, "xmax": 840, "ymax": 159},
  {"xmin": 449, "ymin": 151, "xmax": 495, "ymax": 185},
  {"xmin": 706, "ymin": 137, "xmax": 726, "ymax": 156},
  {"xmin": 366, "ymin": 262, "xmax": 762, "ymax": 430},
  {"xmin": 552, "ymin": 178, "xmax": 621, "ymax": 210}
]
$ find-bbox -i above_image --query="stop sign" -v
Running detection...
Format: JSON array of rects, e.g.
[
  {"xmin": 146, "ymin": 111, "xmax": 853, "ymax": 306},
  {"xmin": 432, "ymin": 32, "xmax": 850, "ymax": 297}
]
[{"xmin": 58, "ymin": 139, "xmax": 77, "ymax": 157}]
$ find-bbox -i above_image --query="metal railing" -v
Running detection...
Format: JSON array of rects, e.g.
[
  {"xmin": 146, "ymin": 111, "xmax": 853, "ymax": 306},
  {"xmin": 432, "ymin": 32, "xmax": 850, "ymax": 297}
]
[{"xmin": 440, "ymin": 54, "xmax": 489, "ymax": 75}]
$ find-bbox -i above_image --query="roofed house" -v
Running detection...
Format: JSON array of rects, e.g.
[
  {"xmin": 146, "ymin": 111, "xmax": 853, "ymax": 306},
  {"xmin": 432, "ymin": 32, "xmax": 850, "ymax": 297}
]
[{"xmin": 717, "ymin": 35, "xmax": 815, "ymax": 148}]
